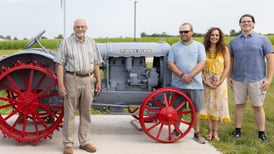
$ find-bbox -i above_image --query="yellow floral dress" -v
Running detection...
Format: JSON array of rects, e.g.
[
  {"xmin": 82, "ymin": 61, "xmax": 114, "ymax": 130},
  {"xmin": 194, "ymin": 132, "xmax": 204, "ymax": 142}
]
[{"xmin": 200, "ymin": 50, "xmax": 231, "ymax": 122}]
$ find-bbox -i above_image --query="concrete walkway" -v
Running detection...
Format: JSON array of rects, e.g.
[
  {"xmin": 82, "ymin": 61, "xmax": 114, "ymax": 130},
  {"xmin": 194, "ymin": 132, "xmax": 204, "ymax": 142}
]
[{"xmin": 0, "ymin": 115, "xmax": 221, "ymax": 154}]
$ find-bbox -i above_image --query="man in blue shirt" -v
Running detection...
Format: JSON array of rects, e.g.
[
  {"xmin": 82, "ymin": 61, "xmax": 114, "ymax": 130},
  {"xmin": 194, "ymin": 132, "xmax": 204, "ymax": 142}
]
[
  {"xmin": 168, "ymin": 23, "xmax": 206, "ymax": 144},
  {"xmin": 229, "ymin": 14, "xmax": 274, "ymax": 142}
]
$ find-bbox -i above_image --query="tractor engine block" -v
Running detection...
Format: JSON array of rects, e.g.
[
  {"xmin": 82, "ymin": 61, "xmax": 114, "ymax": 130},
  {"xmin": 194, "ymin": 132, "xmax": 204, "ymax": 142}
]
[{"xmin": 109, "ymin": 57, "xmax": 159, "ymax": 91}]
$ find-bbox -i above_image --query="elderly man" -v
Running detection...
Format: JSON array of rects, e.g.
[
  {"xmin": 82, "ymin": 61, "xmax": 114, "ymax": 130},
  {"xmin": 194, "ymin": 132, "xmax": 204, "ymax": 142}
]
[{"xmin": 55, "ymin": 18, "xmax": 103, "ymax": 154}]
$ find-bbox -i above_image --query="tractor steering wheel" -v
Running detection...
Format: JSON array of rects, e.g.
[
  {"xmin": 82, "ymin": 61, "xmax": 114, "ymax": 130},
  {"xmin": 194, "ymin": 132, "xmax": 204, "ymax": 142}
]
[{"xmin": 24, "ymin": 30, "xmax": 46, "ymax": 49}]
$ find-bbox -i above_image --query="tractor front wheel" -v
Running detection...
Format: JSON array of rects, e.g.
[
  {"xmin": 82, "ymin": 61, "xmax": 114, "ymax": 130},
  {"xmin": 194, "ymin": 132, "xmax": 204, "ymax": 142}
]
[{"xmin": 139, "ymin": 87, "xmax": 195, "ymax": 143}]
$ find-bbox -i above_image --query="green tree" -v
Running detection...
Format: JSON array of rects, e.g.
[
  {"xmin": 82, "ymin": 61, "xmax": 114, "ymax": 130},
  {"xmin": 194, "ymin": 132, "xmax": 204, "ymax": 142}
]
[
  {"xmin": 230, "ymin": 29, "xmax": 241, "ymax": 36},
  {"xmin": 5, "ymin": 35, "xmax": 11, "ymax": 40},
  {"xmin": 55, "ymin": 34, "xmax": 64, "ymax": 39},
  {"xmin": 140, "ymin": 32, "xmax": 147, "ymax": 38}
]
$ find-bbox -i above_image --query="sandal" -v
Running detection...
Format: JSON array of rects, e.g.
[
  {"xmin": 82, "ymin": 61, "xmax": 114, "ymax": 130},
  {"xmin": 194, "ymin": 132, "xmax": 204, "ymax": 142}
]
[
  {"xmin": 205, "ymin": 129, "xmax": 213, "ymax": 141},
  {"xmin": 213, "ymin": 129, "xmax": 220, "ymax": 141}
]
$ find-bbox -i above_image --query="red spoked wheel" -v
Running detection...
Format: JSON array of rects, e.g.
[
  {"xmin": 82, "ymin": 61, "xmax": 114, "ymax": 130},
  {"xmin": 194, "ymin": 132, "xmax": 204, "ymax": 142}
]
[
  {"xmin": 139, "ymin": 87, "xmax": 195, "ymax": 143},
  {"xmin": 0, "ymin": 60, "xmax": 64, "ymax": 144}
]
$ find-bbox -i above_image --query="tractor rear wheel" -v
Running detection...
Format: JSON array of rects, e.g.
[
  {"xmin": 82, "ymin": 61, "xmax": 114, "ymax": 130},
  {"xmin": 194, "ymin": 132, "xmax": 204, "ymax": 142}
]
[{"xmin": 0, "ymin": 61, "xmax": 63, "ymax": 144}]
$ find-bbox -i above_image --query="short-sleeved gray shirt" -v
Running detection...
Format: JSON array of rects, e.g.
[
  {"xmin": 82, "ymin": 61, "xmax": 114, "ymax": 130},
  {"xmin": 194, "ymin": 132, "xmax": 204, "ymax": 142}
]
[{"xmin": 167, "ymin": 40, "xmax": 206, "ymax": 89}]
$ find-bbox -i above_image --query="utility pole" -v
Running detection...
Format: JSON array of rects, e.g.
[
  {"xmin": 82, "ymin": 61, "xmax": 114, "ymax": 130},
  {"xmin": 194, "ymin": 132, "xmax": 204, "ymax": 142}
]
[
  {"xmin": 134, "ymin": 1, "xmax": 137, "ymax": 41},
  {"xmin": 61, "ymin": 0, "xmax": 66, "ymax": 38},
  {"xmin": 63, "ymin": 0, "xmax": 66, "ymax": 38}
]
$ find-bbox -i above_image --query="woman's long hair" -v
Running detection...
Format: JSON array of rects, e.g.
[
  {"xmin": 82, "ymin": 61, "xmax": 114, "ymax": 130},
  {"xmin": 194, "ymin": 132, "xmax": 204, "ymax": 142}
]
[{"xmin": 203, "ymin": 27, "xmax": 226, "ymax": 53}]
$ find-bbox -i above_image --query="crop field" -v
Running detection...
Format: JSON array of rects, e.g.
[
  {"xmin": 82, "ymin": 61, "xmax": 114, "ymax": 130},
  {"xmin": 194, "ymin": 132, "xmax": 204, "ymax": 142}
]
[{"xmin": 1, "ymin": 35, "xmax": 274, "ymax": 51}]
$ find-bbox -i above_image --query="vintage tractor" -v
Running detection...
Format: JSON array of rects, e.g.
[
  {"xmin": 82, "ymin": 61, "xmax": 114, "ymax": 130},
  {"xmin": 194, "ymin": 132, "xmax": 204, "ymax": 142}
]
[{"xmin": 0, "ymin": 31, "xmax": 196, "ymax": 144}]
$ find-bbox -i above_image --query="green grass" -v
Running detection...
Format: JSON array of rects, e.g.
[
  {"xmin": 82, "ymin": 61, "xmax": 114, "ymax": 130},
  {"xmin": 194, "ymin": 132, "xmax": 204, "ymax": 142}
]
[
  {"xmin": 200, "ymin": 84, "xmax": 274, "ymax": 154},
  {"xmin": 0, "ymin": 49, "xmax": 21, "ymax": 56},
  {"xmin": 0, "ymin": 39, "xmax": 61, "ymax": 50},
  {"xmin": 0, "ymin": 35, "xmax": 272, "ymax": 51},
  {"xmin": 0, "ymin": 91, "xmax": 13, "ymax": 114}
]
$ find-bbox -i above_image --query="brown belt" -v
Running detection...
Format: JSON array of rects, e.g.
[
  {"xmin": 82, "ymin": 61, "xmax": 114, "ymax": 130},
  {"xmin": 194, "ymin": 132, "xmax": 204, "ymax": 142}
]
[{"xmin": 66, "ymin": 71, "xmax": 93, "ymax": 77}]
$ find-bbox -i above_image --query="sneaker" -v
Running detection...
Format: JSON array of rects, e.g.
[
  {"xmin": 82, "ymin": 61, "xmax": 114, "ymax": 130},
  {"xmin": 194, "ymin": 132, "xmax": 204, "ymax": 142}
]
[
  {"xmin": 63, "ymin": 147, "xmax": 73, "ymax": 154},
  {"xmin": 171, "ymin": 130, "xmax": 180, "ymax": 138},
  {"xmin": 231, "ymin": 130, "xmax": 241, "ymax": 138},
  {"xmin": 193, "ymin": 132, "xmax": 206, "ymax": 144},
  {"xmin": 259, "ymin": 134, "xmax": 269, "ymax": 142},
  {"xmin": 79, "ymin": 143, "xmax": 97, "ymax": 153}
]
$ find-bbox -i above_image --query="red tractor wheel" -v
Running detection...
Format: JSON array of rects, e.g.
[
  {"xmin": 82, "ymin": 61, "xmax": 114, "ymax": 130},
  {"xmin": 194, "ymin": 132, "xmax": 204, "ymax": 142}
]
[
  {"xmin": 0, "ymin": 61, "xmax": 63, "ymax": 144},
  {"xmin": 139, "ymin": 87, "xmax": 195, "ymax": 143}
]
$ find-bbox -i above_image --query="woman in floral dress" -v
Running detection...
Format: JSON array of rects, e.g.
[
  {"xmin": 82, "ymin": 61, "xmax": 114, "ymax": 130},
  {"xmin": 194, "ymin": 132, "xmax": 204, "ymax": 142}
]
[{"xmin": 200, "ymin": 27, "xmax": 231, "ymax": 141}]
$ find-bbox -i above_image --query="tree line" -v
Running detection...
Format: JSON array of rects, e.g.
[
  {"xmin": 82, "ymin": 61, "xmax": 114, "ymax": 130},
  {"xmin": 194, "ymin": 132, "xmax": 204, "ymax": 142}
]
[
  {"xmin": 0, "ymin": 34, "xmax": 64, "ymax": 41},
  {"xmin": 140, "ymin": 29, "xmax": 243, "ymax": 38},
  {"xmin": 1, "ymin": 29, "xmax": 273, "ymax": 41}
]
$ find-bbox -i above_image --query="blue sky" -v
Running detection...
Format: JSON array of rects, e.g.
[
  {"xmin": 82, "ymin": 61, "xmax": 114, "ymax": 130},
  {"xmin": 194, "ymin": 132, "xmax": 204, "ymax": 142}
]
[{"xmin": 0, "ymin": 0, "xmax": 273, "ymax": 39}]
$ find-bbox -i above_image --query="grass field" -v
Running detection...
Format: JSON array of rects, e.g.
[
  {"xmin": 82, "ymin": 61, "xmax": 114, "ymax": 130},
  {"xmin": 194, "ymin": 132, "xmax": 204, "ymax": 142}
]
[
  {"xmin": 1, "ymin": 35, "xmax": 274, "ymax": 50},
  {"xmin": 203, "ymin": 87, "xmax": 274, "ymax": 154},
  {"xmin": 0, "ymin": 37, "xmax": 274, "ymax": 153}
]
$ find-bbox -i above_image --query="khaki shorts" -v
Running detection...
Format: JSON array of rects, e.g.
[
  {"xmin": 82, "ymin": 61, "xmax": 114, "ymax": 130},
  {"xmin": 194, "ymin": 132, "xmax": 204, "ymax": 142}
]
[{"xmin": 232, "ymin": 79, "xmax": 266, "ymax": 107}]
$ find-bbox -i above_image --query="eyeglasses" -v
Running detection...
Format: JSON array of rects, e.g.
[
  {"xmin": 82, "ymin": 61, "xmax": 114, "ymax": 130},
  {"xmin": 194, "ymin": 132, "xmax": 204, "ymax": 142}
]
[
  {"xmin": 74, "ymin": 26, "xmax": 86, "ymax": 29},
  {"xmin": 179, "ymin": 30, "xmax": 191, "ymax": 34},
  {"xmin": 240, "ymin": 20, "xmax": 253, "ymax": 24}
]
